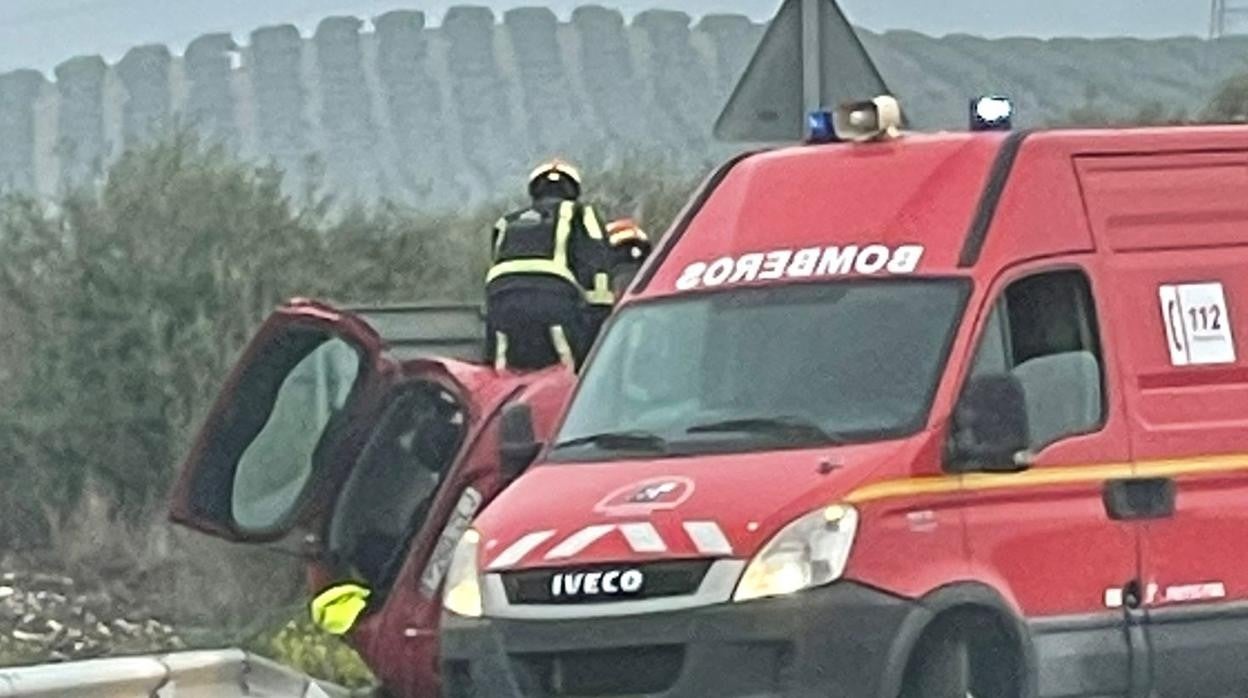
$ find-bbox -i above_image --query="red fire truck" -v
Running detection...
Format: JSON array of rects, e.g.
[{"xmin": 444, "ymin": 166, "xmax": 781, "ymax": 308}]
[{"xmin": 435, "ymin": 112, "xmax": 1248, "ymax": 697}]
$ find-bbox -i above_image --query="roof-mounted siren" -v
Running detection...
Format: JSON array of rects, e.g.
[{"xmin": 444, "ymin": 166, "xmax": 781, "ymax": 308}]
[
  {"xmin": 714, "ymin": 0, "xmax": 902, "ymax": 144},
  {"xmin": 970, "ymin": 95, "xmax": 1014, "ymax": 131}
]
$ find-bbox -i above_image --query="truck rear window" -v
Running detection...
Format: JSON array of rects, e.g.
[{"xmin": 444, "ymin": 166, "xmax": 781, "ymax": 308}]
[{"xmin": 550, "ymin": 279, "xmax": 969, "ymax": 461}]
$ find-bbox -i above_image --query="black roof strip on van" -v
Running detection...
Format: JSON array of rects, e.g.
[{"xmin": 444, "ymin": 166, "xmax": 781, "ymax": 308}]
[
  {"xmin": 958, "ymin": 129, "xmax": 1033, "ymax": 268},
  {"xmin": 633, "ymin": 148, "xmax": 767, "ymax": 292}
]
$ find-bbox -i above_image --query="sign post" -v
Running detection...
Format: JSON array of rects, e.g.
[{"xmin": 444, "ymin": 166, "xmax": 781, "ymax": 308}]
[
  {"xmin": 802, "ymin": 0, "xmax": 822, "ymax": 116},
  {"xmin": 714, "ymin": 0, "xmax": 896, "ymax": 142}
]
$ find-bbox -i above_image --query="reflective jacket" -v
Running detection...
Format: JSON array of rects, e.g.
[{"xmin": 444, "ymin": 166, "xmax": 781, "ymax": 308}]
[{"xmin": 486, "ymin": 197, "xmax": 614, "ymax": 307}]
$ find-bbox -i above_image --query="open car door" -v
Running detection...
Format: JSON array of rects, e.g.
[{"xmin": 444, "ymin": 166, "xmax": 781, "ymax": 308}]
[{"xmin": 169, "ymin": 298, "xmax": 403, "ymax": 543}]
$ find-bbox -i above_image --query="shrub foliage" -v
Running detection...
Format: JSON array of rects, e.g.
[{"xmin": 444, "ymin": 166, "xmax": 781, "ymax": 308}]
[{"xmin": 0, "ymin": 132, "xmax": 700, "ymax": 681}]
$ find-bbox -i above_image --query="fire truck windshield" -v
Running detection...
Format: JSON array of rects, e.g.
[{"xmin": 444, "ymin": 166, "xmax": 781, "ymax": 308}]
[{"xmin": 549, "ymin": 279, "xmax": 970, "ymax": 461}]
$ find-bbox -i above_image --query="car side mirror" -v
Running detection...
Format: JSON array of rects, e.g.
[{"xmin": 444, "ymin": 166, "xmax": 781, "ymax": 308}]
[
  {"xmin": 499, "ymin": 402, "xmax": 542, "ymax": 483},
  {"xmin": 950, "ymin": 373, "xmax": 1030, "ymax": 473}
]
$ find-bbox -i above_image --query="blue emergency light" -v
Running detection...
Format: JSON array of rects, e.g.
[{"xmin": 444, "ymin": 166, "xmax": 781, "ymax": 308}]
[
  {"xmin": 970, "ymin": 96, "xmax": 1014, "ymax": 131},
  {"xmin": 807, "ymin": 109, "xmax": 837, "ymax": 143}
]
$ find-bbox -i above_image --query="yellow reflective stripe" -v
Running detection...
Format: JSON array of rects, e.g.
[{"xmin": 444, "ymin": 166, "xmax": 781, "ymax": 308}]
[
  {"xmin": 961, "ymin": 462, "xmax": 1139, "ymax": 493},
  {"xmin": 550, "ymin": 325, "xmax": 574, "ymax": 368},
  {"xmin": 587, "ymin": 272, "xmax": 614, "ymax": 305},
  {"xmin": 843, "ymin": 476, "xmax": 965, "ymax": 504},
  {"xmin": 582, "ymin": 204, "xmax": 604, "ymax": 241},
  {"xmin": 554, "ymin": 201, "xmax": 574, "ymax": 268},
  {"xmin": 843, "ymin": 452, "xmax": 1248, "ymax": 505},
  {"xmin": 494, "ymin": 332, "xmax": 508, "ymax": 371},
  {"xmin": 609, "ymin": 229, "xmax": 647, "ymax": 246},
  {"xmin": 487, "ymin": 204, "xmax": 577, "ymax": 286},
  {"xmin": 486, "ymin": 259, "xmax": 580, "ymax": 287},
  {"xmin": 1135, "ymin": 453, "xmax": 1248, "ymax": 479}
]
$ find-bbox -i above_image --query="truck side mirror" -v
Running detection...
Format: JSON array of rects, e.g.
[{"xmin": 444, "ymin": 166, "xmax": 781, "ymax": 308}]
[
  {"xmin": 499, "ymin": 402, "xmax": 542, "ymax": 483},
  {"xmin": 950, "ymin": 374, "xmax": 1030, "ymax": 473}
]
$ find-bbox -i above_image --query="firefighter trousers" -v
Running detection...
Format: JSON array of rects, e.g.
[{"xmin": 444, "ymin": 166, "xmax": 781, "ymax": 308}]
[{"xmin": 485, "ymin": 286, "xmax": 589, "ymax": 371}]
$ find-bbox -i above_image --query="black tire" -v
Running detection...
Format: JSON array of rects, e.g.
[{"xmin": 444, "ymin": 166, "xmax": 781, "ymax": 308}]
[
  {"xmin": 902, "ymin": 631, "xmax": 973, "ymax": 698},
  {"xmin": 901, "ymin": 616, "xmax": 1023, "ymax": 698}
]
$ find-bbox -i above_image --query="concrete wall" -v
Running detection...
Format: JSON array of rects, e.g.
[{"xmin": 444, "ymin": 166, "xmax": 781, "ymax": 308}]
[{"xmin": 1, "ymin": 5, "xmax": 1245, "ymax": 209}]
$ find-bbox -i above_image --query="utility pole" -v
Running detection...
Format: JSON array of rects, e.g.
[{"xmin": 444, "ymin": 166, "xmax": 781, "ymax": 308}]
[{"xmin": 1211, "ymin": 0, "xmax": 1248, "ymax": 39}]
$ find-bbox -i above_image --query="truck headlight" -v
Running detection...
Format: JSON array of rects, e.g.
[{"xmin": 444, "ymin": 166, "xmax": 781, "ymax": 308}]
[
  {"xmin": 443, "ymin": 529, "xmax": 483, "ymax": 617},
  {"xmin": 733, "ymin": 504, "xmax": 859, "ymax": 602}
]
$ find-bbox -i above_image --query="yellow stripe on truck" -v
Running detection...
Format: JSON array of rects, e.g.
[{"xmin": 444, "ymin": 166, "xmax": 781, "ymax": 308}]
[
  {"xmin": 1136, "ymin": 453, "xmax": 1248, "ymax": 479},
  {"xmin": 844, "ymin": 453, "xmax": 1248, "ymax": 505}
]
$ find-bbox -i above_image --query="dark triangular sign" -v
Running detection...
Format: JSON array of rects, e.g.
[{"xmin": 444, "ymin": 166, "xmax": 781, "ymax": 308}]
[{"xmin": 714, "ymin": 0, "xmax": 893, "ymax": 142}]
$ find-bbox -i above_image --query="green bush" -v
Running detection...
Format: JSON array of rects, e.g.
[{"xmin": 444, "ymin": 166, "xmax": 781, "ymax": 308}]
[
  {"xmin": 242, "ymin": 608, "xmax": 376, "ymax": 689},
  {"xmin": 0, "ymin": 131, "xmax": 700, "ymax": 553},
  {"xmin": 1203, "ymin": 74, "xmax": 1248, "ymax": 123}
]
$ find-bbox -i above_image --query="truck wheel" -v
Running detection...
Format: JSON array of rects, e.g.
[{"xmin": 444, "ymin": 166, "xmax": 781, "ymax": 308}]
[
  {"xmin": 900, "ymin": 614, "xmax": 1022, "ymax": 698},
  {"xmin": 901, "ymin": 631, "xmax": 973, "ymax": 698}
]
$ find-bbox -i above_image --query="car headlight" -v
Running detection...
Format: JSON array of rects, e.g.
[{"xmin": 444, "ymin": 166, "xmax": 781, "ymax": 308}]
[
  {"xmin": 733, "ymin": 504, "xmax": 859, "ymax": 602},
  {"xmin": 443, "ymin": 529, "xmax": 483, "ymax": 617}
]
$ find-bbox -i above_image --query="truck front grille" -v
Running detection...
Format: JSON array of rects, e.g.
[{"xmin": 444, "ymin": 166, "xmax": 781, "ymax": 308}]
[{"xmin": 501, "ymin": 560, "xmax": 712, "ymax": 605}]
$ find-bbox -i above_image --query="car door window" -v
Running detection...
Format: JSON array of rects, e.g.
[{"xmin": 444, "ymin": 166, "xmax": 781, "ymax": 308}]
[
  {"xmin": 231, "ymin": 337, "xmax": 361, "ymax": 532},
  {"xmin": 327, "ymin": 381, "xmax": 467, "ymax": 592},
  {"xmin": 966, "ymin": 270, "xmax": 1106, "ymax": 450}
]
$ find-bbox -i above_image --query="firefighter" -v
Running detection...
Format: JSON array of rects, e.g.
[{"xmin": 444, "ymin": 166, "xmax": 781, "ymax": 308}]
[
  {"xmin": 605, "ymin": 218, "xmax": 653, "ymax": 296},
  {"xmin": 581, "ymin": 218, "xmax": 654, "ymax": 337},
  {"xmin": 485, "ymin": 159, "xmax": 613, "ymax": 371}
]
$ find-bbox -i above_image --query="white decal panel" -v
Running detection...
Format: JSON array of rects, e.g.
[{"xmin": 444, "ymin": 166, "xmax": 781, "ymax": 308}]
[
  {"xmin": 618, "ymin": 522, "xmax": 668, "ymax": 553},
  {"xmin": 487, "ymin": 530, "xmax": 557, "ymax": 570},
  {"xmin": 1159, "ymin": 282, "xmax": 1236, "ymax": 366},
  {"xmin": 1162, "ymin": 582, "xmax": 1226, "ymax": 604},
  {"xmin": 486, "ymin": 520, "xmax": 734, "ymax": 570},
  {"xmin": 675, "ymin": 244, "xmax": 925, "ymax": 290},
  {"xmin": 546, "ymin": 525, "xmax": 616, "ymax": 560},
  {"xmin": 682, "ymin": 521, "xmax": 734, "ymax": 556},
  {"xmin": 1104, "ymin": 581, "xmax": 1227, "ymax": 609}
]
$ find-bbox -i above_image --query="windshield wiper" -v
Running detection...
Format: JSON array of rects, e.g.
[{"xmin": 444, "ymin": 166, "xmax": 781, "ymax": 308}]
[
  {"xmin": 552, "ymin": 430, "xmax": 669, "ymax": 453},
  {"xmin": 685, "ymin": 415, "xmax": 843, "ymax": 444}
]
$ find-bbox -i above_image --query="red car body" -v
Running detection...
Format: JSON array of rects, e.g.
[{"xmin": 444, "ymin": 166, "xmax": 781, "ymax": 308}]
[{"xmin": 167, "ymin": 301, "xmax": 578, "ymax": 696}]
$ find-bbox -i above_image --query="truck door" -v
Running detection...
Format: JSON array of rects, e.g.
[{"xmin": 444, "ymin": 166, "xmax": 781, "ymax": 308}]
[
  {"xmin": 953, "ymin": 264, "xmax": 1142, "ymax": 698},
  {"xmin": 1078, "ymin": 151, "xmax": 1248, "ymax": 697}
]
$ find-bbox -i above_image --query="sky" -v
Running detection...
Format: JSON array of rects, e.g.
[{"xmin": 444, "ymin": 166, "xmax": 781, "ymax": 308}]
[{"xmin": 0, "ymin": 0, "xmax": 1216, "ymax": 75}]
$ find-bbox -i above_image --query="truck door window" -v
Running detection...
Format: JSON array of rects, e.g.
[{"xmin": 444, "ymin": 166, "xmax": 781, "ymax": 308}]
[
  {"xmin": 231, "ymin": 337, "xmax": 361, "ymax": 532},
  {"xmin": 967, "ymin": 270, "xmax": 1105, "ymax": 450},
  {"xmin": 326, "ymin": 381, "xmax": 466, "ymax": 592}
]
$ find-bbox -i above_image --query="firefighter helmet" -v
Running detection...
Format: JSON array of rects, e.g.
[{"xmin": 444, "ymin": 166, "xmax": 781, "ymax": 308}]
[
  {"xmin": 528, "ymin": 159, "xmax": 583, "ymax": 199},
  {"xmin": 607, "ymin": 218, "xmax": 652, "ymax": 260}
]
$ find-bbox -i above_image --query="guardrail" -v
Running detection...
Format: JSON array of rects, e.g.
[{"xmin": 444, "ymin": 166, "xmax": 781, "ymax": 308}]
[
  {"xmin": 0, "ymin": 649, "xmax": 375, "ymax": 697},
  {"xmin": 348, "ymin": 302, "xmax": 485, "ymax": 363}
]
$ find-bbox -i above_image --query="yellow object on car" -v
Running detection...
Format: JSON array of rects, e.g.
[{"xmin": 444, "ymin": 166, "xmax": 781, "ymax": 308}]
[{"xmin": 310, "ymin": 583, "xmax": 371, "ymax": 636}]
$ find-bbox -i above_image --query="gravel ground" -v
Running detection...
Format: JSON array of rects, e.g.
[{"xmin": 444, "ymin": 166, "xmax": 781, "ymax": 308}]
[{"xmin": 0, "ymin": 570, "xmax": 184, "ymax": 666}]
